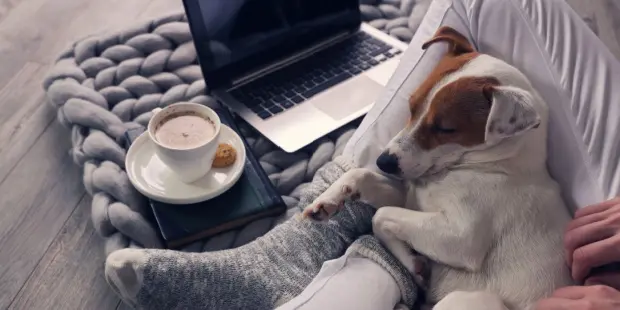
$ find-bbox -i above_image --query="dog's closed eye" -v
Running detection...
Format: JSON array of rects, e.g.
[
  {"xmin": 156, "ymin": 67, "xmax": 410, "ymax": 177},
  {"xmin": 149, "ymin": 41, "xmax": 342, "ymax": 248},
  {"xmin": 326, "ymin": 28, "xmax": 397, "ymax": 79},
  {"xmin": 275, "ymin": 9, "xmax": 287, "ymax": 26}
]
[
  {"xmin": 414, "ymin": 76, "xmax": 499, "ymax": 150},
  {"xmin": 431, "ymin": 120, "xmax": 457, "ymax": 134}
]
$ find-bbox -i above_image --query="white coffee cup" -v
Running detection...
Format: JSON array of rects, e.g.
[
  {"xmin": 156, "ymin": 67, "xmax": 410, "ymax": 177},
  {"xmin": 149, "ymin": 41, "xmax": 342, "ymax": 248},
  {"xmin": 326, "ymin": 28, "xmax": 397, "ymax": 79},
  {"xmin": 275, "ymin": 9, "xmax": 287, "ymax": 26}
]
[{"xmin": 148, "ymin": 102, "xmax": 221, "ymax": 183}]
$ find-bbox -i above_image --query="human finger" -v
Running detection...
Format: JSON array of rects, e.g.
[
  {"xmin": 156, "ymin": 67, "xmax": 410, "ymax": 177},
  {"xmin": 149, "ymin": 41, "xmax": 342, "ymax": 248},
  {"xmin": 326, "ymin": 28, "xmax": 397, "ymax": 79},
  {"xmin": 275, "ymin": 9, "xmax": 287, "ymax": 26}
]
[
  {"xmin": 534, "ymin": 297, "xmax": 580, "ymax": 310},
  {"xmin": 574, "ymin": 198, "xmax": 620, "ymax": 219},
  {"xmin": 553, "ymin": 285, "xmax": 619, "ymax": 299},
  {"xmin": 585, "ymin": 271, "xmax": 620, "ymax": 291},
  {"xmin": 572, "ymin": 235, "xmax": 620, "ymax": 282},
  {"xmin": 564, "ymin": 220, "xmax": 614, "ymax": 266},
  {"xmin": 566, "ymin": 210, "xmax": 612, "ymax": 234},
  {"xmin": 551, "ymin": 286, "xmax": 591, "ymax": 299}
]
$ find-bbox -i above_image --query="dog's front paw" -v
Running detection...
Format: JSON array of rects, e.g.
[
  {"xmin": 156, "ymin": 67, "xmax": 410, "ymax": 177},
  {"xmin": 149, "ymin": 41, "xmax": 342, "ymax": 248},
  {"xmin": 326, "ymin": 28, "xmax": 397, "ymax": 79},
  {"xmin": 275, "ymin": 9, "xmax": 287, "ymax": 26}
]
[
  {"xmin": 303, "ymin": 200, "xmax": 342, "ymax": 222},
  {"xmin": 303, "ymin": 184, "xmax": 360, "ymax": 221}
]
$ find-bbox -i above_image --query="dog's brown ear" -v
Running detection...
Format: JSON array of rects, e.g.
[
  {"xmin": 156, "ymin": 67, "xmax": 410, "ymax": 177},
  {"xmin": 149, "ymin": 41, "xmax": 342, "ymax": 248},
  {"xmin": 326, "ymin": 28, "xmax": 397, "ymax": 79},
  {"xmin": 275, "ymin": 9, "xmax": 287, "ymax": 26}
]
[{"xmin": 422, "ymin": 26, "xmax": 475, "ymax": 56}]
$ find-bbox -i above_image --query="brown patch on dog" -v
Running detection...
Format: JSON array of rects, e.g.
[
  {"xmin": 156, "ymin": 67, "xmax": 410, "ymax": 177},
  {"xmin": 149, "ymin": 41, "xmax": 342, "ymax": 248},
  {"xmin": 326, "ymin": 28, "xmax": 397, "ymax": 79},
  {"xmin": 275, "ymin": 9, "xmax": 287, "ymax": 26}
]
[
  {"xmin": 414, "ymin": 76, "xmax": 501, "ymax": 150},
  {"xmin": 408, "ymin": 27, "xmax": 479, "ymax": 126}
]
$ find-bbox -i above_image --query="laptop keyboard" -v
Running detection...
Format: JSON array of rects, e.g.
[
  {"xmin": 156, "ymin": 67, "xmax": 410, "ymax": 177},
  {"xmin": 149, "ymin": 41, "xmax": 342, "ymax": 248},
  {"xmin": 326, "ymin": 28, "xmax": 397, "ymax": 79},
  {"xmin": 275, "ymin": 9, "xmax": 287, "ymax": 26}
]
[{"xmin": 230, "ymin": 32, "xmax": 403, "ymax": 120}]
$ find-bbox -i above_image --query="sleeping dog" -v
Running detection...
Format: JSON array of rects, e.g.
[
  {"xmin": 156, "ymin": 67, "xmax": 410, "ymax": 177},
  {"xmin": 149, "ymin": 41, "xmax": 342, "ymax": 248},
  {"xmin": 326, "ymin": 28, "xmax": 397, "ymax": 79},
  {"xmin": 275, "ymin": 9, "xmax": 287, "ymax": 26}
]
[{"xmin": 302, "ymin": 27, "xmax": 575, "ymax": 310}]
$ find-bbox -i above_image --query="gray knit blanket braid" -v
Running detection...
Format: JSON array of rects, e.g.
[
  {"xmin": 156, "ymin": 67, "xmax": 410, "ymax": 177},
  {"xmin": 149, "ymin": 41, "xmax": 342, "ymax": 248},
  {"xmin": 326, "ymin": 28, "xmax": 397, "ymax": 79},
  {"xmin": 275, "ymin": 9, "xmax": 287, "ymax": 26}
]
[{"xmin": 42, "ymin": 0, "xmax": 430, "ymax": 255}]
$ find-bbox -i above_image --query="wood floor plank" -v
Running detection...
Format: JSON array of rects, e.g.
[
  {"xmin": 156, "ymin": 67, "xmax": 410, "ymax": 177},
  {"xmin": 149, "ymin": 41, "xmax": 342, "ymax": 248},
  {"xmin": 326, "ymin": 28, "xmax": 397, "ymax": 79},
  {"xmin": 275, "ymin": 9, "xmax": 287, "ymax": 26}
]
[
  {"xmin": 0, "ymin": 0, "xmax": 150, "ymax": 86},
  {"xmin": 0, "ymin": 62, "xmax": 43, "ymax": 124},
  {"xmin": 8, "ymin": 195, "xmax": 120, "ymax": 310},
  {"xmin": 137, "ymin": 0, "xmax": 183, "ymax": 20},
  {"xmin": 0, "ymin": 0, "xmax": 180, "ymax": 182},
  {"xmin": 0, "ymin": 119, "xmax": 85, "ymax": 309},
  {"xmin": 0, "ymin": 0, "xmax": 186, "ymax": 307},
  {"xmin": 0, "ymin": 0, "xmax": 92, "ymax": 87},
  {"xmin": 0, "ymin": 63, "xmax": 55, "ymax": 182},
  {"xmin": 29, "ymin": 0, "xmax": 154, "ymax": 65}
]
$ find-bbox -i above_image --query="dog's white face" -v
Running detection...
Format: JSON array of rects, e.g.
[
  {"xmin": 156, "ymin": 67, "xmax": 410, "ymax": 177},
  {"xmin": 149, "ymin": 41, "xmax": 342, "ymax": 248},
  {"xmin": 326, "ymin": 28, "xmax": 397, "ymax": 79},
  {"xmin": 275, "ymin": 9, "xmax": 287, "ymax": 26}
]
[{"xmin": 377, "ymin": 27, "xmax": 542, "ymax": 180}]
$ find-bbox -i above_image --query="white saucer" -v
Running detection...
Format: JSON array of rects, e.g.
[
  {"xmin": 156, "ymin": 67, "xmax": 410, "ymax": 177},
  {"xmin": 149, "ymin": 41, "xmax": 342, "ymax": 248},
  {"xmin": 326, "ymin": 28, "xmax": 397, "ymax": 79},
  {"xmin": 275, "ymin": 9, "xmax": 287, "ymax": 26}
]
[{"xmin": 126, "ymin": 125, "xmax": 246, "ymax": 205}]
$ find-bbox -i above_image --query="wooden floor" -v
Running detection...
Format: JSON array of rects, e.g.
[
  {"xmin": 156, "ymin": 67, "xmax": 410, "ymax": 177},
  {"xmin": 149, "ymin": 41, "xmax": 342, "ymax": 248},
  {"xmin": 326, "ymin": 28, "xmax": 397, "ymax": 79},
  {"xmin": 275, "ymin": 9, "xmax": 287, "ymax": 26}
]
[
  {"xmin": 0, "ymin": 1, "xmax": 183, "ymax": 309},
  {"xmin": 0, "ymin": 0, "xmax": 617, "ymax": 309}
]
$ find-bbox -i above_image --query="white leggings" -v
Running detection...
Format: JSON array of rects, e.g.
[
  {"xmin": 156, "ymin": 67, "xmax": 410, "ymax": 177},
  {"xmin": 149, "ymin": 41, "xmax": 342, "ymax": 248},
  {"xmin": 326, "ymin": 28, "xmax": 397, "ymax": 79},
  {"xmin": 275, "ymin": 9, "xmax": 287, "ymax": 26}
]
[{"xmin": 278, "ymin": 0, "xmax": 620, "ymax": 309}]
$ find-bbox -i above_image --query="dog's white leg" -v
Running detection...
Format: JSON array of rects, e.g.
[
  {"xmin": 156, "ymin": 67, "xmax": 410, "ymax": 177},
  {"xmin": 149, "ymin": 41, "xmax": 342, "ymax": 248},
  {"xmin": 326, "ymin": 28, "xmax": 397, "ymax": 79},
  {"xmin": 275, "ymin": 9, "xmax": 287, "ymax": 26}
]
[
  {"xmin": 373, "ymin": 206, "xmax": 491, "ymax": 272},
  {"xmin": 374, "ymin": 220, "xmax": 430, "ymax": 289},
  {"xmin": 374, "ymin": 224, "xmax": 417, "ymax": 272},
  {"xmin": 433, "ymin": 291, "xmax": 509, "ymax": 310},
  {"xmin": 303, "ymin": 168, "xmax": 406, "ymax": 221}
]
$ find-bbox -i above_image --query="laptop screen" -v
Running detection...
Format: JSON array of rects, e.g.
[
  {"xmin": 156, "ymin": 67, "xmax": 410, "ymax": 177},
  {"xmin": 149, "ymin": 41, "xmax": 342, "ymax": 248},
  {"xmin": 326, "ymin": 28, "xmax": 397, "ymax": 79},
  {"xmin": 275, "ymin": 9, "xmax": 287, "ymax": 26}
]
[{"xmin": 184, "ymin": 0, "xmax": 360, "ymax": 89}]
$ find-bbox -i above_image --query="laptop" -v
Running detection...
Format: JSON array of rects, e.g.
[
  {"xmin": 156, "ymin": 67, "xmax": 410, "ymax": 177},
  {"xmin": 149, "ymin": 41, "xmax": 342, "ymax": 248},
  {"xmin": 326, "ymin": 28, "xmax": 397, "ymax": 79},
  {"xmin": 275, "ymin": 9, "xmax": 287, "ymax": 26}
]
[{"xmin": 183, "ymin": 0, "xmax": 408, "ymax": 152}]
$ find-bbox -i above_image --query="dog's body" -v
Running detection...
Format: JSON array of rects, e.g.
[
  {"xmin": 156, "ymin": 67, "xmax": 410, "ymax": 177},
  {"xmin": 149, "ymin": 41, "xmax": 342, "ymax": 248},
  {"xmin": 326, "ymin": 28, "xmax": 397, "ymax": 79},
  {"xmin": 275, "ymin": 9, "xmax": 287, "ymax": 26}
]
[{"xmin": 303, "ymin": 27, "xmax": 575, "ymax": 310}]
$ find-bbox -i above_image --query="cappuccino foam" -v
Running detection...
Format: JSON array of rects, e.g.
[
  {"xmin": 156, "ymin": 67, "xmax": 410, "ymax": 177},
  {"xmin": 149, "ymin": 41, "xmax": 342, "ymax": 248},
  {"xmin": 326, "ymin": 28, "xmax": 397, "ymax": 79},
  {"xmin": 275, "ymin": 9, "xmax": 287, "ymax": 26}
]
[{"xmin": 155, "ymin": 112, "xmax": 215, "ymax": 149}]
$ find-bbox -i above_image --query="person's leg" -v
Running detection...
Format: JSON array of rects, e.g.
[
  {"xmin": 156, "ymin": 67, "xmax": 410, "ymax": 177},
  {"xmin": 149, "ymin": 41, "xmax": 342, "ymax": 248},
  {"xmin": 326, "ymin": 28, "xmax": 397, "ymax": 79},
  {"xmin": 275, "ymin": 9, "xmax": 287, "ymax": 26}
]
[
  {"xmin": 105, "ymin": 159, "xmax": 378, "ymax": 310},
  {"xmin": 275, "ymin": 254, "xmax": 401, "ymax": 310},
  {"xmin": 275, "ymin": 235, "xmax": 418, "ymax": 310}
]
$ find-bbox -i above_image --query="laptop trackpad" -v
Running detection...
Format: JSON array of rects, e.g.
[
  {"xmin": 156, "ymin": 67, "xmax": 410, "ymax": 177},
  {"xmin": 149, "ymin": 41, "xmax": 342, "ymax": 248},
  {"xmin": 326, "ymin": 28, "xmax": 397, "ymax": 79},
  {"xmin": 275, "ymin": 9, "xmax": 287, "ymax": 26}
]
[{"xmin": 312, "ymin": 76, "xmax": 383, "ymax": 120}]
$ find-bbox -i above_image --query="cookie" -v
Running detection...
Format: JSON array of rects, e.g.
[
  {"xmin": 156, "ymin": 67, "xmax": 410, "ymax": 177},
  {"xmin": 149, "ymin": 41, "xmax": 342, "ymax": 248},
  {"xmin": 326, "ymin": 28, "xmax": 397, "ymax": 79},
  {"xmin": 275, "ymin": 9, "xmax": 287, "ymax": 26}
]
[{"xmin": 212, "ymin": 143, "xmax": 237, "ymax": 168}]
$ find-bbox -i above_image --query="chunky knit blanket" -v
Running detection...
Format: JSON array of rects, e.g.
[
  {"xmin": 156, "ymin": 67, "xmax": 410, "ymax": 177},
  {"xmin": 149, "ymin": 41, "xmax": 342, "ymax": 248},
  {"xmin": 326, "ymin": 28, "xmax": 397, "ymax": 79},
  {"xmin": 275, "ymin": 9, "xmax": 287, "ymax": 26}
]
[{"xmin": 43, "ymin": 0, "xmax": 431, "ymax": 255}]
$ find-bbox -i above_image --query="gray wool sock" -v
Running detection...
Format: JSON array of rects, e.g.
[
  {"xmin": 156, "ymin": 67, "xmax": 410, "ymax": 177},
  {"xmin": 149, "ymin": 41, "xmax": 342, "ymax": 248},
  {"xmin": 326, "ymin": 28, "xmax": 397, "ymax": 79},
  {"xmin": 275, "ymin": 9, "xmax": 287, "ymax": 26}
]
[{"xmin": 105, "ymin": 158, "xmax": 379, "ymax": 309}]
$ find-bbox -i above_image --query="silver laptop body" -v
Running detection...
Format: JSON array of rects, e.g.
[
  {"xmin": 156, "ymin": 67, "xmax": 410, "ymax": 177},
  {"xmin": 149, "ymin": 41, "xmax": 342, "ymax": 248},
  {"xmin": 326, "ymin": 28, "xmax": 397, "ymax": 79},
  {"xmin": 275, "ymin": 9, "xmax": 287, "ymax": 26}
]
[{"xmin": 184, "ymin": 0, "xmax": 408, "ymax": 152}]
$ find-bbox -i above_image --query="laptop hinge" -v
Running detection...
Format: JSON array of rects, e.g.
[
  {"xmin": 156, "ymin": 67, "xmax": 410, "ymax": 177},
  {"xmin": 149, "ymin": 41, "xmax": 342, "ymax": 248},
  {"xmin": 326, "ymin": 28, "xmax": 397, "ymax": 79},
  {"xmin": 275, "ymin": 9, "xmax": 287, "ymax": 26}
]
[{"xmin": 230, "ymin": 30, "xmax": 353, "ymax": 89}]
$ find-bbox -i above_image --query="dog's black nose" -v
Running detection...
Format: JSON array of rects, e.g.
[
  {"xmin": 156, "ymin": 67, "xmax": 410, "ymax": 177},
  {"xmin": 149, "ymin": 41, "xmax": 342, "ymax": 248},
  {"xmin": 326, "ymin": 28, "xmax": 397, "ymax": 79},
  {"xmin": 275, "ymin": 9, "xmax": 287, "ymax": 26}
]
[{"xmin": 376, "ymin": 152, "xmax": 400, "ymax": 175}]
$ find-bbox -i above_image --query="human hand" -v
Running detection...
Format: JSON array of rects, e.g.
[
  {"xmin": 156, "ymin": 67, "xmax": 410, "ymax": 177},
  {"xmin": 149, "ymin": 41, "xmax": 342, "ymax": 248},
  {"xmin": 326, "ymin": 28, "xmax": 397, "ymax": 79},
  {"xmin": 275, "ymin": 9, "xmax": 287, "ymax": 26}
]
[
  {"xmin": 564, "ymin": 197, "xmax": 620, "ymax": 287},
  {"xmin": 534, "ymin": 285, "xmax": 620, "ymax": 309}
]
